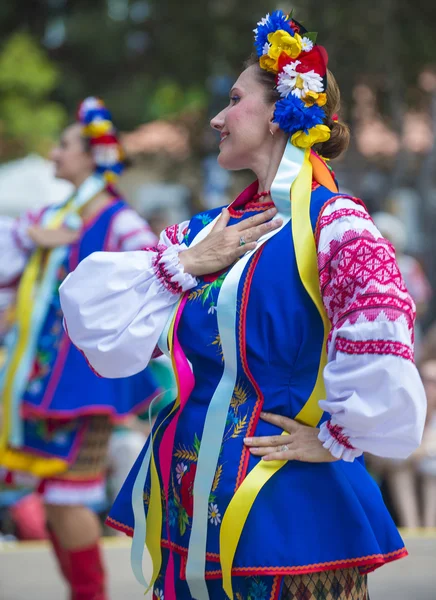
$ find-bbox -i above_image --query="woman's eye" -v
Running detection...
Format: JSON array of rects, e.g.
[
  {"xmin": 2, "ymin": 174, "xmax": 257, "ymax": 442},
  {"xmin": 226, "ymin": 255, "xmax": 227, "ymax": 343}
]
[{"xmin": 230, "ymin": 96, "xmax": 240, "ymax": 105}]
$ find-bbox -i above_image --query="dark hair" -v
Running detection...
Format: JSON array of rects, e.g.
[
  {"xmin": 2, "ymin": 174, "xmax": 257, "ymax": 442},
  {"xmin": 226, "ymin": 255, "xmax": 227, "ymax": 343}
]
[{"xmin": 244, "ymin": 54, "xmax": 350, "ymax": 159}]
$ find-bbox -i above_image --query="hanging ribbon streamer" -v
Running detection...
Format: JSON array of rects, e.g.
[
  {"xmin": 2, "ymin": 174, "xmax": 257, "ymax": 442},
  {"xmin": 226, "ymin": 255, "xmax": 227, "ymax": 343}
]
[
  {"xmin": 185, "ymin": 142, "xmax": 306, "ymax": 600},
  {"xmin": 220, "ymin": 148, "xmax": 332, "ymax": 600}
]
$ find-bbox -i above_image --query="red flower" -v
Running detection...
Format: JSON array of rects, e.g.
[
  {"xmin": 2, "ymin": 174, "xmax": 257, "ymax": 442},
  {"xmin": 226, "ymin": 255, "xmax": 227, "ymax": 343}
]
[
  {"xmin": 180, "ymin": 463, "xmax": 197, "ymax": 517},
  {"xmin": 295, "ymin": 46, "xmax": 328, "ymax": 77},
  {"xmin": 277, "ymin": 51, "xmax": 293, "ymax": 73}
]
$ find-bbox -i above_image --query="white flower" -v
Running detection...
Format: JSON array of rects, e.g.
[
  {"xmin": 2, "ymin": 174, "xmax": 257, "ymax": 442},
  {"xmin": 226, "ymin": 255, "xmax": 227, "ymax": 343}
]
[
  {"xmin": 262, "ymin": 42, "xmax": 270, "ymax": 56},
  {"xmin": 253, "ymin": 13, "xmax": 270, "ymax": 33},
  {"xmin": 154, "ymin": 588, "xmax": 164, "ymax": 600},
  {"xmin": 276, "ymin": 61, "xmax": 301, "ymax": 98},
  {"xmin": 208, "ymin": 305, "xmax": 217, "ymax": 315},
  {"xmin": 277, "ymin": 62, "xmax": 324, "ymax": 99},
  {"xmin": 208, "ymin": 503, "xmax": 221, "ymax": 526},
  {"xmin": 301, "ymin": 37, "xmax": 314, "ymax": 52},
  {"xmin": 175, "ymin": 463, "xmax": 188, "ymax": 484}
]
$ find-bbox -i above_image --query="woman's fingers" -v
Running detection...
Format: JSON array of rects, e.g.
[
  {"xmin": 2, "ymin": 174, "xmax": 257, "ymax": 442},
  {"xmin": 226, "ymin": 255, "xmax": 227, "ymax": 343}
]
[
  {"xmin": 237, "ymin": 208, "xmax": 278, "ymax": 231},
  {"xmin": 212, "ymin": 208, "xmax": 231, "ymax": 232},
  {"xmin": 244, "ymin": 434, "xmax": 293, "ymax": 448},
  {"xmin": 260, "ymin": 412, "xmax": 301, "ymax": 433}
]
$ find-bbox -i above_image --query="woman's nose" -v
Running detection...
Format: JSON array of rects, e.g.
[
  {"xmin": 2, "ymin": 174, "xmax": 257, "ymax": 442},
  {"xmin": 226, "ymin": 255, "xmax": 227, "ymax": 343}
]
[{"xmin": 210, "ymin": 110, "xmax": 225, "ymax": 131}]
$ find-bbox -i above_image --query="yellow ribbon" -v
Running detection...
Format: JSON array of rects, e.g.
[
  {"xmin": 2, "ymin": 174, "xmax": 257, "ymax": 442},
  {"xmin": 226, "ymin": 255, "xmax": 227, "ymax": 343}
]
[{"xmin": 220, "ymin": 149, "xmax": 332, "ymax": 599}]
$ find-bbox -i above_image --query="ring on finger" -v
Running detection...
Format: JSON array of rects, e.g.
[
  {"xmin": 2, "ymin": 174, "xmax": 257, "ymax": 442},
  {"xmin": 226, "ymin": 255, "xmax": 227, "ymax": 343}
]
[
  {"xmin": 280, "ymin": 444, "xmax": 289, "ymax": 452},
  {"xmin": 239, "ymin": 236, "xmax": 246, "ymax": 247}
]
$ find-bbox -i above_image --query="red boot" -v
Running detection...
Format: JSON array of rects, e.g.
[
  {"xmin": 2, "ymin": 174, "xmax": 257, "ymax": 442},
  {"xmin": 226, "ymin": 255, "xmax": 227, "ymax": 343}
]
[
  {"xmin": 68, "ymin": 542, "xmax": 107, "ymax": 600},
  {"xmin": 48, "ymin": 528, "xmax": 71, "ymax": 583}
]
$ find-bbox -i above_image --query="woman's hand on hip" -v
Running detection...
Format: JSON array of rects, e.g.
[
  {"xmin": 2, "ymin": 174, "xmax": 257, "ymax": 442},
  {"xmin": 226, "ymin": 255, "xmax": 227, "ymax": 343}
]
[
  {"xmin": 244, "ymin": 412, "xmax": 338, "ymax": 463},
  {"xmin": 179, "ymin": 207, "xmax": 282, "ymax": 277},
  {"xmin": 27, "ymin": 225, "xmax": 80, "ymax": 249}
]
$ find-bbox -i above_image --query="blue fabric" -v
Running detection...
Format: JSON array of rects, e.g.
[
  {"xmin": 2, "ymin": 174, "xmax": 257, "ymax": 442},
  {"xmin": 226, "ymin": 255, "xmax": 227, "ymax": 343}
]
[
  {"xmin": 12, "ymin": 200, "xmax": 159, "ymax": 463},
  {"xmin": 109, "ymin": 187, "xmax": 405, "ymax": 586}
]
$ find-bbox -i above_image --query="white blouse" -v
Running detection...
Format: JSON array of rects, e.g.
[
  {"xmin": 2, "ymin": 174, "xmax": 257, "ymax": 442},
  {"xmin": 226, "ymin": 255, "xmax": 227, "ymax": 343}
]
[
  {"xmin": 59, "ymin": 201, "xmax": 426, "ymax": 462},
  {"xmin": 0, "ymin": 205, "xmax": 157, "ymax": 311}
]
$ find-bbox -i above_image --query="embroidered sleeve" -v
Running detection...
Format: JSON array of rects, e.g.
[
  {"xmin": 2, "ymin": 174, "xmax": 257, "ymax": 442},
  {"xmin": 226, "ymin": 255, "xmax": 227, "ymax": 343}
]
[
  {"xmin": 60, "ymin": 220, "xmax": 197, "ymax": 378},
  {"xmin": 107, "ymin": 208, "xmax": 158, "ymax": 251},
  {"xmin": 316, "ymin": 197, "xmax": 426, "ymax": 461}
]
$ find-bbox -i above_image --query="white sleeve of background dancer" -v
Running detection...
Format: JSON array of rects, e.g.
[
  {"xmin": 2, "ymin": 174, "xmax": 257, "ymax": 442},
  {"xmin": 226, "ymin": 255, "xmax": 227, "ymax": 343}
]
[
  {"xmin": 0, "ymin": 211, "xmax": 42, "ymax": 310},
  {"xmin": 59, "ymin": 221, "xmax": 197, "ymax": 378},
  {"xmin": 315, "ymin": 197, "xmax": 426, "ymax": 462}
]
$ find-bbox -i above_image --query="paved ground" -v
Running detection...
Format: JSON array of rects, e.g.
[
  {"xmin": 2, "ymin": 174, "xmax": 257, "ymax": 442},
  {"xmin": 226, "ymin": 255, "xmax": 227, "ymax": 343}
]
[{"xmin": 0, "ymin": 533, "xmax": 435, "ymax": 599}]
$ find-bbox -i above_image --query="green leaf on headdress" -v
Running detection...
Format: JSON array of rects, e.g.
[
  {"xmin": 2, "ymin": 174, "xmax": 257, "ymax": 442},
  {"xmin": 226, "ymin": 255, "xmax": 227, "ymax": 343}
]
[
  {"xmin": 287, "ymin": 9, "xmax": 294, "ymax": 19},
  {"xmin": 305, "ymin": 32, "xmax": 318, "ymax": 43}
]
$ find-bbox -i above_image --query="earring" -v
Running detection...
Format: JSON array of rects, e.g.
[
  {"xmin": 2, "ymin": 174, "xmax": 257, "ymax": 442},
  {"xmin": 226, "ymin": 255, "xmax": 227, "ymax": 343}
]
[{"xmin": 269, "ymin": 128, "xmax": 274, "ymax": 136}]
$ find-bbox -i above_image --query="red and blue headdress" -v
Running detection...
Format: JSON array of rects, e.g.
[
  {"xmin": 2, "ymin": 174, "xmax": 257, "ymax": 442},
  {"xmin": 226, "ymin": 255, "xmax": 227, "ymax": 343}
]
[
  {"xmin": 254, "ymin": 10, "xmax": 331, "ymax": 148},
  {"xmin": 77, "ymin": 97, "xmax": 125, "ymax": 183}
]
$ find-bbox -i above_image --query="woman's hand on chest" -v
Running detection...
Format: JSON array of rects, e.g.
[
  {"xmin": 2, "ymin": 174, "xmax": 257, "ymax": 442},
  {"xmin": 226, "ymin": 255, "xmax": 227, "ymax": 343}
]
[{"xmin": 179, "ymin": 207, "xmax": 282, "ymax": 277}]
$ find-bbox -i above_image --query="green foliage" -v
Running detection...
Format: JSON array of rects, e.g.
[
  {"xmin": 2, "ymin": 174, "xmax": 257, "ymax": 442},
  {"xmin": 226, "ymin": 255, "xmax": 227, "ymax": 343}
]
[{"xmin": 0, "ymin": 32, "xmax": 67, "ymax": 158}]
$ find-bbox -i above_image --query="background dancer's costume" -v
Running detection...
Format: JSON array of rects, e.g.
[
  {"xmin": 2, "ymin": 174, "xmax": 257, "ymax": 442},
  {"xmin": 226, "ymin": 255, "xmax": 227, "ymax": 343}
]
[
  {"xmin": 0, "ymin": 97, "xmax": 159, "ymax": 600},
  {"xmin": 60, "ymin": 16, "xmax": 426, "ymax": 600}
]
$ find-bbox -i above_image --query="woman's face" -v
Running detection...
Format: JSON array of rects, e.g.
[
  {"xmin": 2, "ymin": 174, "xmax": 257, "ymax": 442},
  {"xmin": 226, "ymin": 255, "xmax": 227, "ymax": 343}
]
[
  {"xmin": 210, "ymin": 65, "xmax": 275, "ymax": 171},
  {"xmin": 50, "ymin": 123, "xmax": 95, "ymax": 186}
]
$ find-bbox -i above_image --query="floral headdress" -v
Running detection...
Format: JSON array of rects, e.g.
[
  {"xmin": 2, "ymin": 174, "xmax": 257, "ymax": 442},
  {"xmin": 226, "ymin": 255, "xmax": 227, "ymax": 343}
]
[
  {"xmin": 254, "ymin": 10, "xmax": 331, "ymax": 149},
  {"xmin": 77, "ymin": 97, "xmax": 125, "ymax": 183}
]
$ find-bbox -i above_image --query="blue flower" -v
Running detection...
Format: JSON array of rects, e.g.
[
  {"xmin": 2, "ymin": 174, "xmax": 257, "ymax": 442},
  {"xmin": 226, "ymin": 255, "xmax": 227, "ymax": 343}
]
[
  {"xmin": 248, "ymin": 578, "xmax": 269, "ymax": 600},
  {"xmin": 273, "ymin": 95, "xmax": 325, "ymax": 135},
  {"xmin": 168, "ymin": 499, "xmax": 178, "ymax": 527},
  {"xmin": 254, "ymin": 10, "xmax": 294, "ymax": 57}
]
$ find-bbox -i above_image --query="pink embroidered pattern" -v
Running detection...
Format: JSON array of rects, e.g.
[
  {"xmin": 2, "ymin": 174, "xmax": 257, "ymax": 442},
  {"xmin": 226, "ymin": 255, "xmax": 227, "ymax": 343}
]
[
  {"xmin": 318, "ymin": 208, "xmax": 372, "ymax": 236},
  {"xmin": 165, "ymin": 224, "xmax": 181, "ymax": 245},
  {"xmin": 336, "ymin": 337, "xmax": 414, "ymax": 362},
  {"xmin": 318, "ymin": 227, "xmax": 415, "ymax": 334},
  {"xmin": 153, "ymin": 246, "xmax": 183, "ymax": 295},
  {"xmin": 326, "ymin": 421, "xmax": 355, "ymax": 450}
]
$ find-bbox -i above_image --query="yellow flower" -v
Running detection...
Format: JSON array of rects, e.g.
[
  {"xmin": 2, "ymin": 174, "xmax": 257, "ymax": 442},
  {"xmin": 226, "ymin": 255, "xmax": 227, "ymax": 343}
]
[
  {"xmin": 303, "ymin": 91, "xmax": 327, "ymax": 108},
  {"xmin": 260, "ymin": 30, "xmax": 303, "ymax": 73},
  {"xmin": 82, "ymin": 120, "xmax": 113, "ymax": 137},
  {"xmin": 259, "ymin": 53, "xmax": 279, "ymax": 74},
  {"xmin": 291, "ymin": 125, "xmax": 331, "ymax": 148},
  {"xmin": 267, "ymin": 30, "xmax": 302, "ymax": 60}
]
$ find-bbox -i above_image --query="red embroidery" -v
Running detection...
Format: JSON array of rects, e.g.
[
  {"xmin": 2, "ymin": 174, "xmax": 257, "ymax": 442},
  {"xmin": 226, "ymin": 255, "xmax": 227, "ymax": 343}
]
[
  {"xmin": 318, "ymin": 208, "xmax": 372, "ymax": 236},
  {"xmin": 318, "ymin": 229, "xmax": 415, "ymax": 333},
  {"xmin": 336, "ymin": 337, "xmax": 414, "ymax": 362},
  {"xmin": 153, "ymin": 247, "xmax": 183, "ymax": 295},
  {"xmin": 165, "ymin": 224, "xmax": 181, "ymax": 245},
  {"xmin": 326, "ymin": 421, "xmax": 355, "ymax": 450}
]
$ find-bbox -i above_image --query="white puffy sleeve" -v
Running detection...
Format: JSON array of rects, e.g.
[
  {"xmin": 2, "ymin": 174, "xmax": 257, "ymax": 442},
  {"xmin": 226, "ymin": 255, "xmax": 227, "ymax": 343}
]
[
  {"xmin": 59, "ymin": 221, "xmax": 197, "ymax": 378},
  {"xmin": 0, "ymin": 211, "xmax": 40, "ymax": 310},
  {"xmin": 104, "ymin": 207, "xmax": 158, "ymax": 251},
  {"xmin": 316, "ymin": 197, "xmax": 426, "ymax": 462}
]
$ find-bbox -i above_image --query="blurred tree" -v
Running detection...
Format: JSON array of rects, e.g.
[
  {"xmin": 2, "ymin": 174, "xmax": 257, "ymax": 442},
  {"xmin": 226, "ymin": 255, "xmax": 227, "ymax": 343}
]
[{"xmin": 0, "ymin": 32, "xmax": 67, "ymax": 158}]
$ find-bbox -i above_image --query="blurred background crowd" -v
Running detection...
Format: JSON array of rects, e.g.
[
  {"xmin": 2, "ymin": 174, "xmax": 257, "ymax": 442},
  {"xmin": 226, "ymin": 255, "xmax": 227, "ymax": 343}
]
[{"xmin": 1, "ymin": 0, "xmax": 436, "ymax": 543}]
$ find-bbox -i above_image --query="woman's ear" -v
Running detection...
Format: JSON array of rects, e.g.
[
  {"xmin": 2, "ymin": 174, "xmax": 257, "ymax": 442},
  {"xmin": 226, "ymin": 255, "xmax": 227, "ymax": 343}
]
[{"xmin": 269, "ymin": 113, "xmax": 280, "ymax": 136}]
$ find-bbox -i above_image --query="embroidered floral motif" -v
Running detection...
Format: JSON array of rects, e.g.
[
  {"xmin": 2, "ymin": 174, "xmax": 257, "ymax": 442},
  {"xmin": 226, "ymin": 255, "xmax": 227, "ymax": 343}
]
[
  {"xmin": 223, "ymin": 381, "xmax": 250, "ymax": 442},
  {"xmin": 153, "ymin": 246, "xmax": 184, "ymax": 295},
  {"xmin": 247, "ymin": 578, "xmax": 269, "ymax": 600},
  {"xmin": 326, "ymin": 421, "xmax": 355, "ymax": 451},
  {"xmin": 180, "ymin": 463, "xmax": 196, "ymax": 518},
  {"xmin": 188, "ymin": 271, "xmax": 227, "ymax": 314},
  {"xmin": 336, "ymin": 337, "xmax": 414, "ymax": 363},
  {"xmin": 317, "ymin": 207, "xmax": 372, "ymax": 236},
  {"xmin": 194, "ymin": 212, "xmax": 214, "ymax": 226},
  {"xmin": 318, "ymin": 229, "xmax": 415, "ymax": 333},
  {"xmin": 210, "ymin": 333, "xmax": 224, "ymax": 362},
  {"xmin": 208, "ymin": 503, "xmax": 222, "ymax": 526},
  {"xmin": 154, "ymin": 587, "xmax": 164, "ymax": 600},
  {"xmin": 175, "ymin": 462, "xmax": 188, "ymax": 484},
  {"xmin": 165, "ymin": 224, "xmax": 180, "ymax": 245}
]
